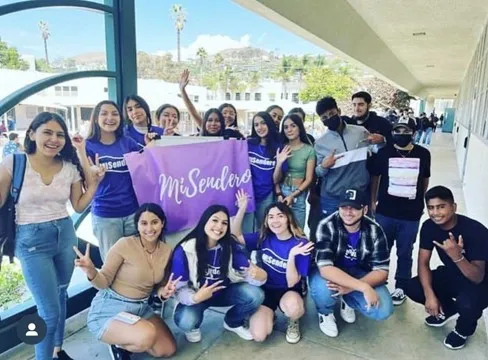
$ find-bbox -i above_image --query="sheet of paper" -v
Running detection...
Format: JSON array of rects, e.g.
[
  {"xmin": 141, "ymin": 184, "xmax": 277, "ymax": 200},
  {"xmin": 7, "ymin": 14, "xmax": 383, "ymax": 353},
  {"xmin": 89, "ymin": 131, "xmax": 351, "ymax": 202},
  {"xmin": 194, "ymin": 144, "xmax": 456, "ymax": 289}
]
[{"xmin": 332, "ymin": 147, "xmax": 368, "ymax": 169}]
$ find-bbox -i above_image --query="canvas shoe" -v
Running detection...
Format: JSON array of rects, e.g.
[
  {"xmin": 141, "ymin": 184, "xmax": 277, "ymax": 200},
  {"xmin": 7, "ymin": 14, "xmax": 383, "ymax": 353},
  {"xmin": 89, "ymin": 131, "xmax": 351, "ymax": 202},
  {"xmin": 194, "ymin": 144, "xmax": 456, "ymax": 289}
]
[
  {"xmin": 391, "ymin": 288, "xmax": 407, "ymax": 306},
  {"xmin": 340, "ymin": 298, "xmax": 356, "ymax": 324},
  {"xmin": 318, "ymin": 313, "xmax": 338, "ymax": 337},
  {"xmin": 184, "ymin": 329, "xmax": 202, "ymax": 343},
  {"xmin": 223, "ymin": 321, "xmax": 253, "ymax": 340},
  {"xmin": 285, "ymin": 319, "xmax": 301, "ymax": 344}
]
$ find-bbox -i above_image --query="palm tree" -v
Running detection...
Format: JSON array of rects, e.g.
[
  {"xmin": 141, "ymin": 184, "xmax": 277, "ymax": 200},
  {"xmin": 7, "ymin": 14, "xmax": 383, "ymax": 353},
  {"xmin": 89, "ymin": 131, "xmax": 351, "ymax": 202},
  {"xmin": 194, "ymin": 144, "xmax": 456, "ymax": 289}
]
[
  {"xmin": 214, "ymin": 53, "xmax": 224, "ymax": 69},
  {"xmin": 196, "ymin": 47, "xmax": 207, "ymax": 82},
  {"xmin": 170, "ymin": 4, "xmax": 186, "ymax": 62},
  {"xmin": 39, "ymin": 21, "xmax": 50, "ymax": 65}
]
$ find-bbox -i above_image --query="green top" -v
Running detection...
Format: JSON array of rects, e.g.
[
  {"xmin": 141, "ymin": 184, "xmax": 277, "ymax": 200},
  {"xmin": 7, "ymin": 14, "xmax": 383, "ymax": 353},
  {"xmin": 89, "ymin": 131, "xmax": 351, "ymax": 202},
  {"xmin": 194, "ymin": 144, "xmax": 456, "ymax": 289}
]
[{"xmin": 285, "ymin": 144, "xmax": 315, "ymax": 179}]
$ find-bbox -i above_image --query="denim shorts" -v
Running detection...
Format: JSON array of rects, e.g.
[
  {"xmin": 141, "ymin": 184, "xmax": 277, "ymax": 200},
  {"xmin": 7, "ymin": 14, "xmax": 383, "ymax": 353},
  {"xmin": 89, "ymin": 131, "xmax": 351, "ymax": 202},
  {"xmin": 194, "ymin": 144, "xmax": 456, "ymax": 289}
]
[{"xmin": 87, "ymin": 288, "xmax": 153, "ymax": 340}]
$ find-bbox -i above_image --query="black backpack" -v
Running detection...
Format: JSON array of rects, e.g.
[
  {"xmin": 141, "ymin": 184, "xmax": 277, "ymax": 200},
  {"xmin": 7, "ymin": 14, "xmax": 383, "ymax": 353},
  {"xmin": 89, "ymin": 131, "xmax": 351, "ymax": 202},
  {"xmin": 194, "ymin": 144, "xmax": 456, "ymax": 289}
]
[{"xmin": 0, "ymin": 153, "xmax": 27, "ymax": 271}]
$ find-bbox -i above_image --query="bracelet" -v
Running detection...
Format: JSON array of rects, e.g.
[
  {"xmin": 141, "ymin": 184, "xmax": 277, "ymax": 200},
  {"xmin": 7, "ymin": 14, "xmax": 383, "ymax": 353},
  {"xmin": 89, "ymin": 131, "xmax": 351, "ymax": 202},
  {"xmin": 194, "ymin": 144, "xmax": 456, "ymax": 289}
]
[{"xmin": 453, "ymin": 256, "xmax": 465, "ymax": 263}]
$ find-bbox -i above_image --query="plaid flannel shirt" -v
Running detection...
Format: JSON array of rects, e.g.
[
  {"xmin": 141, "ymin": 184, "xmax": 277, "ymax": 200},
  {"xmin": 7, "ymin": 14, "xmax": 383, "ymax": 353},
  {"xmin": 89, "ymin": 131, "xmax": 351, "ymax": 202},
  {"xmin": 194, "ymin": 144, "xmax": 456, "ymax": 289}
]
[{"xmin": 315, "ymin": 212, "xmax": 390, "ymax": 272}]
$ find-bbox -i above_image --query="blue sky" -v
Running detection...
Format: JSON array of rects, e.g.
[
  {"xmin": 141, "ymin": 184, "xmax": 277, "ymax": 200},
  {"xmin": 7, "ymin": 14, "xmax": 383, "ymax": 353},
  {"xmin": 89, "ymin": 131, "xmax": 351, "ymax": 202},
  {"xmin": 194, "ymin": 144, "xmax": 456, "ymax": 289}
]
[{"xmin": 0, "ymin": 0, "xmax": 326, "ymax": 60}]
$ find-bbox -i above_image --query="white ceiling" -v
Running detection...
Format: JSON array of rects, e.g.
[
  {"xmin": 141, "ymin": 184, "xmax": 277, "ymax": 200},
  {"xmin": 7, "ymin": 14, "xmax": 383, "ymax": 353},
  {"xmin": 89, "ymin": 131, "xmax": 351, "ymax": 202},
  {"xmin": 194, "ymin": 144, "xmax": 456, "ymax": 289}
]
[{"xmin": 346, "ymin": 0, "xmax": 488, "ymax": 89}]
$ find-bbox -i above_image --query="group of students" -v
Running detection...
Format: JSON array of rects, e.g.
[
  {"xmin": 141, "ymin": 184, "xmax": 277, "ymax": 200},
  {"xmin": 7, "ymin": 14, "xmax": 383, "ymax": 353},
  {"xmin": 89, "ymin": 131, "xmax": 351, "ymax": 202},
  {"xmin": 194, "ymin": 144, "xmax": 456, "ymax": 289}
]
[{"xmin": 0, "ymin": 70, "xmax": 487, "ymax": 360}]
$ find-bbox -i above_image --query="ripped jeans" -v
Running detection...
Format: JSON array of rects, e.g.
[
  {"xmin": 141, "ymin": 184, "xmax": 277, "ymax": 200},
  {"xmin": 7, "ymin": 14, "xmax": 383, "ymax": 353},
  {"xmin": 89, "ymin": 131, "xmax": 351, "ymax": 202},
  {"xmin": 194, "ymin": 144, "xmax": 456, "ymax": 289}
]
[{"xmin": 15, "ymin": 217, "xmax": 78, "ymax": 360}]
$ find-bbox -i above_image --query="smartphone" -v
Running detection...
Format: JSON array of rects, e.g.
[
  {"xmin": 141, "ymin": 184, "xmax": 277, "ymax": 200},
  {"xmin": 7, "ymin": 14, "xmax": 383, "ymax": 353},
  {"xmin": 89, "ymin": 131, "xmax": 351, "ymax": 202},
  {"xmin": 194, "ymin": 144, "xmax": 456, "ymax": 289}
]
[{"xmin": 113, "ymin": 311, "xmax": 141, "ymax": 325}]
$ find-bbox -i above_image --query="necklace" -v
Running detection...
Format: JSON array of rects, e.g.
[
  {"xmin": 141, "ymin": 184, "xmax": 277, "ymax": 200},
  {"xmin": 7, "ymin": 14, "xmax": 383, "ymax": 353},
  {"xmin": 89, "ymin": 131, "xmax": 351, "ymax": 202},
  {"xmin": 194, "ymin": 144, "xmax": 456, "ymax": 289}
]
[
  {"xmin": 395, "ymin": 147, "xmax": 413, "ymax": 158},
  {"xmin": 139, "ymin": 237, "xmax": 159, "ymax": 257}
]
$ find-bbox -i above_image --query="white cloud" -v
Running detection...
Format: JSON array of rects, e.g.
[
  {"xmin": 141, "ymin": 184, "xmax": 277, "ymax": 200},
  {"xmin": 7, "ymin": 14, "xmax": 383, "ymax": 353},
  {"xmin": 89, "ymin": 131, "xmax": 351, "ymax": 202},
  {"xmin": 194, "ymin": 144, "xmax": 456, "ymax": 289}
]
[{"xmin": 155, "ymin": 34, "xmax": 251, "ymax": 60}]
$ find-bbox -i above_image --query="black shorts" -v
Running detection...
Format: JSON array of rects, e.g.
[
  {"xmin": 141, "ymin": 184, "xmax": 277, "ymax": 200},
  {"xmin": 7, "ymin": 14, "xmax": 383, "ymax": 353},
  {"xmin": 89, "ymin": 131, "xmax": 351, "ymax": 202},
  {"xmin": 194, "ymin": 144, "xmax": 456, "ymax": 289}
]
[{"xmin": 262, "ymin": 286, "xmax": 302, "ymax": 312}]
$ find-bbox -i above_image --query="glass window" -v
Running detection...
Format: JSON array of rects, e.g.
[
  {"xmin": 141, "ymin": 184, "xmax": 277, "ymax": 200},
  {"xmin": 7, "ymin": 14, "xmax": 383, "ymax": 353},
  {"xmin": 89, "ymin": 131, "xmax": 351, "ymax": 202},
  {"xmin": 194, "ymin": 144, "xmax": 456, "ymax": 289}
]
[
  {"xmin": 71, "ymin": 86, "xmax": 78, "ymax": 97},
  {"xmin": 235, "ymin": 93, "xmax": 241, "ymax": 101},
  {"xmin": 268, "ymin": 93, "xmax": 275, "ymax": 102},
  {"xmin": 225, "ymin": 92, "xmax": 231, "ymax": 100},
  {"xmin": 55, "ymin": 86, "xmax": 62, "ymax": 96},
  {"xmin": 245, "ymin": 93, "xmax": 251, "ymax": 101},
  {"xmin": 292, "ymin": 93, "xmax": 299, "ymax": 103},
  {"xmin": 254, "ymin": 93, "xmax": 261, "ymax": 101}
]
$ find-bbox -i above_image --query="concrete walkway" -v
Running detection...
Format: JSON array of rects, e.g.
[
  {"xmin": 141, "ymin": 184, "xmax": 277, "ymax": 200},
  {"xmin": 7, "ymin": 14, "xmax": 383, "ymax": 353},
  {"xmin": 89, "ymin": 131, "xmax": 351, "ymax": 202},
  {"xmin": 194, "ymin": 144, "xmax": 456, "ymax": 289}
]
[{"xmin": 2, "ymin": 132, "xmax": 487, "ymax": 360}]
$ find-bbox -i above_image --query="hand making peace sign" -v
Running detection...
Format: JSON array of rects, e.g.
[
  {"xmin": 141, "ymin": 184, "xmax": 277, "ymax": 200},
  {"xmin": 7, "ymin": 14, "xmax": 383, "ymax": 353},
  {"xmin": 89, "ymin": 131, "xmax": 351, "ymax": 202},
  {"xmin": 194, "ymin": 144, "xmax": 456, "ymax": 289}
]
[{"xmin": 158, "ymin": 273, "xmax": 182, "ymax": 300}]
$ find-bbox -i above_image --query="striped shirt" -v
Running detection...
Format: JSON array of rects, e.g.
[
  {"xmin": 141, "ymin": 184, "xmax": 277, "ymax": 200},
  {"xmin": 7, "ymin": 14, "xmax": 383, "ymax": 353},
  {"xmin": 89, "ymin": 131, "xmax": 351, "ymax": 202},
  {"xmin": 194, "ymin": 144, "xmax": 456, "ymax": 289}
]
[{"xmin": 315, "ymin": 212, "xmax": 390, "ymax": 272}]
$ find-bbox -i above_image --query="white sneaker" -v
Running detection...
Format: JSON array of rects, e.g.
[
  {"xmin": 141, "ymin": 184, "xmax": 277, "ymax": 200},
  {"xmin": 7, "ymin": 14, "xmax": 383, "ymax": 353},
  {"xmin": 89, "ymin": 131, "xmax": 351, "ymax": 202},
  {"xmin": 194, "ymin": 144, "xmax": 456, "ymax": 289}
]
[
  {"xmin": 185, "ymin": 329, "xmax": 202, "ymax": 343},
  {"xmin": 285, "ymin": 319, "xmax": 301, "ymax": 344},
  {"xmin": 223, "ymin": 321, "xmax": 253, "ymax": 340},
  {"xmin": 318, "ymin": 313, "xmax": 338, "ymax": 337},
  {"xmin": 340, "ymin": 298, "xmax": 356, "ymax": 324}
]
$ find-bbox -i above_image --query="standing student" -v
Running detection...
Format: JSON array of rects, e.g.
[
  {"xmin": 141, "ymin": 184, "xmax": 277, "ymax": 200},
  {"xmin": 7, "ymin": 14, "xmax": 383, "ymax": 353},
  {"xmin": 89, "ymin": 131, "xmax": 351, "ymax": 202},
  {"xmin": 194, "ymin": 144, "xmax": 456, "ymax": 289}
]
[
  {"xmin": 123, "ymin": 95, "xmax": 164, "ymax": 147},
  {"xmin": 179, "ymin": 70, "xmax": 243, "ymax": 138},
  {"xmin": 232, "ymin": 195, "xmax": 313, "ymax": 344},
  {"xmin": 275, "ymin": 114, "xmax": 315, "ymax": 230},
  {"xmin": 244, "ymin": 111, "xmax": 286, "ymax": 232},
  {"xmin": 370, "ymin": 123, "xmax": 431, "ymax": 306},
  {"xmin": 2, "ymin": 132, "xmax": 23, "ymax": 158},
  {"xmin": 171, "ymin": 203, "xmax": 266, "ymax": 343},
  {"xmin": 406, "ymin": 186, "xmax": 488, "ymax": 350},
  {"xmin": 267, "ymin": 105, "xmax": 284, "ymax": 129},
  {"xmin": 0, "ymin": 112, "xmax": 104, "ymax": 360},
  {"xmin": 156, "ymin": 104, "xmax": 181, "ymax": 136},
  {"xmin": 85, "ymin": 100, "xmax": 143, "ymax": 260},
  {"xmin": 77, "ymin": 204, "xmax": 178, "ymax": 360}
]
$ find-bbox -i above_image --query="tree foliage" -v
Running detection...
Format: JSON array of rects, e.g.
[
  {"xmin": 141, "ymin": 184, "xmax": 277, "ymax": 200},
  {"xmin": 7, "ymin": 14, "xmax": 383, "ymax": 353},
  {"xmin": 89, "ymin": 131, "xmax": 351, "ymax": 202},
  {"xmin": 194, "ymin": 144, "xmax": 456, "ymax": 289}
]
[
  {"xmin": 300, "ymin": 66, "xmax": 354, "ymax": 103},
  {"xmin": 0, "ymin": 38, "xmax": 29, "ymax": 70}
]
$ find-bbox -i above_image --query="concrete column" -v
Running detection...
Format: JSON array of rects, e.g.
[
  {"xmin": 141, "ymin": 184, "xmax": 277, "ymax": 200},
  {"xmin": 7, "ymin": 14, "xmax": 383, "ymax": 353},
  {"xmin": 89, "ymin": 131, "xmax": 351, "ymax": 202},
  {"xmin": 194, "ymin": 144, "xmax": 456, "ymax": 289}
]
[{"xmin": 425, "ymin": 96, "xmax": 436, "ymax": 115}]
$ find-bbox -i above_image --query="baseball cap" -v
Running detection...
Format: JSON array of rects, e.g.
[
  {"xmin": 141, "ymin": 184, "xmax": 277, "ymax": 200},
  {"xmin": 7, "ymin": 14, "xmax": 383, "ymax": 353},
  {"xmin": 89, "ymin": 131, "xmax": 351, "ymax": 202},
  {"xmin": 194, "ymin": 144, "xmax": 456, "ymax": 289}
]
[
  {"xmin": 392, "ymin": 122, "xmax": 415, "ymax": 133},
  {"xmin": 339, "ymin": 188, "xmax": 367, "ymax": 210}
]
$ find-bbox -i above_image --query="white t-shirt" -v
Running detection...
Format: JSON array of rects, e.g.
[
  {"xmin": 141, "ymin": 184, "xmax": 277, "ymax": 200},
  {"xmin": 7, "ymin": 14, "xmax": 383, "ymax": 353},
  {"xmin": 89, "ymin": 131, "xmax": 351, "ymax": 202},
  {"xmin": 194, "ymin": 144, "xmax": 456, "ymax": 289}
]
[{"xmin": 2, "ymin": 155, "xmax": 81, "ymax": 224}]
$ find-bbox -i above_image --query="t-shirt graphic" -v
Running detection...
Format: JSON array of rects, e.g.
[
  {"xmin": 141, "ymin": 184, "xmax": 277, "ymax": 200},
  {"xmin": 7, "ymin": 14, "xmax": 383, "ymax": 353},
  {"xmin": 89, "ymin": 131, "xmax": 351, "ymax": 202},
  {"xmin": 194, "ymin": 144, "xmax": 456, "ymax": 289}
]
[
  {"xmin": 244, "ymin": 232, "xmax": 310, "ymax": 289},
  {"xmin": 339, "ymin": 231, "xmax": 360, "ymax": 269},
  {"xmin": 98, "ymin": 155, "xmax": 129, "ymax": 173},
  {"xmin": 387, "ymin": 158, "xmax": 420, "ymax": 199}
]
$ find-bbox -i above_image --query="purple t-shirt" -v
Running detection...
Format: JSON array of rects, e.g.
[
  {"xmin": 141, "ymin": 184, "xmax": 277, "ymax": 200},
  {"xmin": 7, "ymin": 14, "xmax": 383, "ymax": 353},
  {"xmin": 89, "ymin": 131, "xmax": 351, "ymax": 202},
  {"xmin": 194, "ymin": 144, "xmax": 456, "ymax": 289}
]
[
  {"xmin": 339, "ymin": 230, "xmax": 361, "ymax": 269},
  {"xmin": 85, "ymin": 136, "xmax": 140, "ymax": 218},
  {"xmin": 125, "ymin": 125, "xmax": 164, "ymax": 148},
  {"xmin": 243, "ymin": 232, "xmax": 310, "ymax": 289},
  {"xmin": 171, "ymin": 242, "xmax": 249, "ymax": 290},
  {"xmin": 247, "ymin": 141, "xmax": 288, "ymax": 203}
]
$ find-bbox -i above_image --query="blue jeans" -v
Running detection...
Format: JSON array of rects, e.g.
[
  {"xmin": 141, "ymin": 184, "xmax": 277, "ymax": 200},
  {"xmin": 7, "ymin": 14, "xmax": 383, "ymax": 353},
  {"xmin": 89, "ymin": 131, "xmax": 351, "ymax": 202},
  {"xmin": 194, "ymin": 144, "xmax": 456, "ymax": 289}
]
[
  {"xmin": 242, "ymin": 192, "xmax": 275, "ymax": 233},
  {"xmin": 422, "ymin": 128, "xmax": 433, "ymax": 145},
  {"xmin": 309, "ymin": 267, "xmax": 393, "ymax": 321},
  {"xmin": 414, "ymin": 130, "xmax": 423, "ymax": 144},
  {"xmin": 375, "ymin": 214, "xmax": 420, "ymax": 290},
  {"xmin": 14, "ymin": 217, "xmax": 78, "ymax": 360},
  {"xmin": 173, "ymin": 283, "xmax": 264, "ymax": 331},
  {"xmin": 320, "ymin": 195, "xmax": 341, "ymax": 219},
  {"xmin": 281, "ymin": 184, "xmax": 307, "ymax": 230},
  {"xmin": 92, "ymin": 213, "xmax": 137, "ymax": 261}
]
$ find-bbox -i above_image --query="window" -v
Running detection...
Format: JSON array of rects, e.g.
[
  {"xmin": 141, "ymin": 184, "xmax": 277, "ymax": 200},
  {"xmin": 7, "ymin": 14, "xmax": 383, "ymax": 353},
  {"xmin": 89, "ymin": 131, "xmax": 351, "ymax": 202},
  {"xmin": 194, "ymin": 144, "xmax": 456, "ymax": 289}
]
[
  {"xmin": 235, "ymin": 93, "xmax": 241, "ymax": 101},
  {"xmin": 70, "ymin": 86, "xmax": 78, "ymax": 97},
  {"xmin": 80, "ymin": 107, "xmax": 94, "ymax": 121},
  {"xmin": 194, "ymin": 95, "xmax": 199, "ymax": 103},
  {"xmin": 245, "ymin": 93, "xmax": 251, "ymax": 101},
  {"xmin": 104, "ymin": 87, "xmax": 108, "ymax": 93},
  {"xmin": 254, "ymin": 93, "xmax": 261, "ymax": 101},
  {"xmin": 225, "ymin": 92, "xmax": 231, "ymax": 101},
  {"xmin": 292, "ymin": 93, "xmax": 299, "ymax": 103},
  {"xmin": 55, "ymin": 86, "xmax": 62, "ymax": 96},
  {"xmin": 268, "ymin": 93, "xmax": 276, "ymax": 102}
]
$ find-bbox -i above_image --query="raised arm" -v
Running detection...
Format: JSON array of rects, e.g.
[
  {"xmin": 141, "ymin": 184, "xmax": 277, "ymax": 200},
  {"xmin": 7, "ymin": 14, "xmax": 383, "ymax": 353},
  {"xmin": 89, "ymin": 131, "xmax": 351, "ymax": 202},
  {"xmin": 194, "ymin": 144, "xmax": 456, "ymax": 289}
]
[
  {"xmin": 180, "ymin": 69, "xmax": 203, "ymax": 129},
  {"xmin": 230, "ymin": 189, "xmax": 248, "ymax": 244}
]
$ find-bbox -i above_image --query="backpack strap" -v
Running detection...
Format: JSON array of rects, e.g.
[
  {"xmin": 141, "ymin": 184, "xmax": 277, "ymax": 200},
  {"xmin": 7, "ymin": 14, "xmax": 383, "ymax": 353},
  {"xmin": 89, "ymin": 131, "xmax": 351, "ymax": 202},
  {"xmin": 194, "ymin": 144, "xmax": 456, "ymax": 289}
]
[{"xmin": 11, "ymin": 153, "xmax": 27, "ymax": 204}]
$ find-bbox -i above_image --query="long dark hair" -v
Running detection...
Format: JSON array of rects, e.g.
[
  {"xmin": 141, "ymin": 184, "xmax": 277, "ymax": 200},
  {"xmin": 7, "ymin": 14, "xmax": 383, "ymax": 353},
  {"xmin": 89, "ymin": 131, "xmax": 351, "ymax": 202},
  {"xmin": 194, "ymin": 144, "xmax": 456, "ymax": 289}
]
[
  {"xmin": 24, "ymin": 112, "xmax": 84, "ymax": 183},
  {"xmin": 87, "ymin": 100, "xmax": 124, "ymax": 141},
  {"xmin": 218, "ymin": 103, "xmax": 238, "ymax": 127},
  {"xmin": 288, "ymin": 107, "xmax": 306, "ymax": 120},
  {"xmin": 248, "ymin": 111, "xmax": 280, "ymax": 157},
  {"xmin": 123, "ymin": 95, "xmax": 153, "ymax": 132},
  {"xmin": 155, "ymin": 104, "xmax": 181, "ymax": 123},
  {"xmin": 201, "ymin": 108, "xmax": 225, "ymax": 137},
  {"xmin": 266, "ymin": 104, "xmax": 284, "ymax": 114},
  {"xmin": 134, "ymin": 203, "xmax": 168, "ymax": 242},
  {"xmin": 175, "ymin": 205, "xmax": 232, "ymax": 283},
  {"xmin": 259, "ymin": 202, "xmax": 306, "ymax": 245},
  {"xmin": 281, "ymin": 113, "xmax": 311, "ymax": 145}
]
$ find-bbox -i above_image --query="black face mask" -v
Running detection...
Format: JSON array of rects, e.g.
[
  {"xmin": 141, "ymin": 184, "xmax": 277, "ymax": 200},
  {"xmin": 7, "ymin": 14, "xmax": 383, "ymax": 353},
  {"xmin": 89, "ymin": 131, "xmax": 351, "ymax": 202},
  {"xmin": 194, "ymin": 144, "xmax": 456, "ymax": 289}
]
[
  {"xmin": 393, "ymin": 134, "xmax": 413, "ymax": 147},
  {"xmin": 326, "ymin": 114, "xmax": 342, "ymax": 132}
]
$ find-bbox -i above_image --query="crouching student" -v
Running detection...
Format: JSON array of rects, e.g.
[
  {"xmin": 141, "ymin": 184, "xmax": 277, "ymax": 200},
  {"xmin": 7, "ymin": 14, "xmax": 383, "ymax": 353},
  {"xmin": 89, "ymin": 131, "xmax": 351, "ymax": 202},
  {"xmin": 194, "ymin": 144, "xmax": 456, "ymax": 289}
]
[
  {"xmin": 231, "ymin": 191, "xmax": 313, "ymax": 344},
  {"xmin": 76, "ymin": 204, "xmax": 177, "ymax": 360},
  {"xmin": 309, "ymin": 188, "xmax": 393, "ymax": 338},
  {"xmin": 171, "ymin": 203, "xmax": 266, "ymax": 343},
  {"xmin": 406, "ymin": 186, "xmax": 488, "ymax": 350}
]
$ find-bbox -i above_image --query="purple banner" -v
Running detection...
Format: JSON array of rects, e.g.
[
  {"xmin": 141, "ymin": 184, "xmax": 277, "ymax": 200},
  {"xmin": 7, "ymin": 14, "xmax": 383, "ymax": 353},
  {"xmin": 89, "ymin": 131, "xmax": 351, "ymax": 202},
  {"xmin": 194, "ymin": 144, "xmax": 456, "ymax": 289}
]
[{"xmin": 125, "ymin": 140, "xmax": 255, "ymax": 233}]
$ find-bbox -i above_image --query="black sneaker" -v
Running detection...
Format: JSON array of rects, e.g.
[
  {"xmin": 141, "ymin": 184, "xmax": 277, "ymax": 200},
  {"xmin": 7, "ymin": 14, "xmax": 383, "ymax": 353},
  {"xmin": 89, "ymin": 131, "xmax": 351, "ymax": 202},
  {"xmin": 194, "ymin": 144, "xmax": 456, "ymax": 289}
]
[
  {"xmin": 424, "ymin": 311, "xmax": 457, "ymax": 327},
  {"xmin": 443, "ymin": 330, "xmax": 468, "ymax": 350},
  {"xmin": 391, "ymin": 288, "xmax": 406, "ymax": 306},
  {"xmin": 108, "ymin": 345, "xmax": 132, "ymax": 360},
  {"xmin": 54, "ymin": 350, "xmax": 73, "ymax": 360}
]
